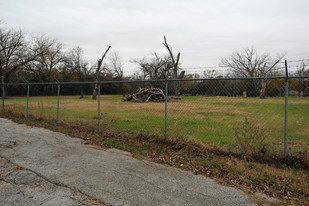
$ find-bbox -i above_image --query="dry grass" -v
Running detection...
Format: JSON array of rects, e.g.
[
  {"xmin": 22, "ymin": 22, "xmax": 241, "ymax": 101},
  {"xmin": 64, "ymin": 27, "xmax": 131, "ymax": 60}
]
[{"xmin": 6, "ymin": 95, "xmax": 247, "ymax": 113}]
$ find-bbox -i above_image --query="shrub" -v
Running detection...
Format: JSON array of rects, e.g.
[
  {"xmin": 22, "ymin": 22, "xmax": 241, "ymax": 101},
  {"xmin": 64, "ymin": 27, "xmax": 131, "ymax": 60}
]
[{"xmin": 233, "ymin": 118, "xmax": 267, "ymax": 156}]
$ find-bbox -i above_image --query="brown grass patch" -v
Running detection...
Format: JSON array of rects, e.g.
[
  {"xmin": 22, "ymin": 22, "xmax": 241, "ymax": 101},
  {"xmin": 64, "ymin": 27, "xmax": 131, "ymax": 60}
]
[{"xmin": 8, "ymin": 97, "xmax": 248, "ymax": 118}]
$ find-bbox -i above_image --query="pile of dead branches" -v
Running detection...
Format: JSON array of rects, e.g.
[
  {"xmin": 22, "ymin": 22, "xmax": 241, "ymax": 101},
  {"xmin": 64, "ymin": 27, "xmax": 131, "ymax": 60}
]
[{"xmin": 124, "ymin": 88, "xmax": 165, "ymax": 103}]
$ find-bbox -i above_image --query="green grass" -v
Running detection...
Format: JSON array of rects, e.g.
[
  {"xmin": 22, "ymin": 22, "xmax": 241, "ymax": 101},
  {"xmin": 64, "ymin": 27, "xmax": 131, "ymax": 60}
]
[
  {"xmin": 4, "ymin": 95, "xmax": 309, "ymax": 151},
  {"xmin": 3, "ymin": 95, "xmax": 309, "ymax": 205}
]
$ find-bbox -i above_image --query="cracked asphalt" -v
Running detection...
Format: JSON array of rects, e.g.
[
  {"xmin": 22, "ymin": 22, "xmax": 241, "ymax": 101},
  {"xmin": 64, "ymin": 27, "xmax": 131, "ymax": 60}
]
[
  {"xmin": 0, "ymin": 118, "xmax": 256, "ymax": 206},
  {"xmin": 0, "ymin": 156, "xmax": 104, "ymax": 206}
]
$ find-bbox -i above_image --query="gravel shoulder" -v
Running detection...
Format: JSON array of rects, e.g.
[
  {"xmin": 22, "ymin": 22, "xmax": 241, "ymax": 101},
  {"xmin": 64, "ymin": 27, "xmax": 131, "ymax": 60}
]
[{"xmin": 0, "ymin": 118, "xmax": 256, "ymax": 206}]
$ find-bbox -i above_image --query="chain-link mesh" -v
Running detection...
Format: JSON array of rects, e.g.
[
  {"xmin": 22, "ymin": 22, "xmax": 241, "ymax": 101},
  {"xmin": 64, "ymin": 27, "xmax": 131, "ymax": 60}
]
[
  {"xmin": 287, "ymin": 78, "xmax": 309, "ymax": 154},
  {"xmin": 1, "ymin": 76, "xmax": 309, "ymax": 155},
  {"xmin": 167, "ymin": 79, "xmax": 286, "ymax": 149},
  {"xmin": 101, "ymin": 81, "xmax": 166, "ymax": 136}
]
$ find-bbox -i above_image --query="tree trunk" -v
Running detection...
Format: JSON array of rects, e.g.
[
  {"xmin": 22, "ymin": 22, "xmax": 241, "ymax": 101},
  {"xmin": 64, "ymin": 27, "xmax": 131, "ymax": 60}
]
[
  {"xmin": 163, "ymin": 36, "xmax": 182, "ymax": 97},
  {"xmin": 175, "ymin": 81, "xmax": 180, "ymax": 97},
  {"xmin": 259, "ymin": 78, "xmax": 266, "ymax": 99},
  {"xmin": 243, "ymin": 91, "xmax": 247, "ymax": 98},
  {"xmin": 80, "ymin": 87, "xmax": 84, "ymax": 98},
  {"xmin": 92, "ymin": 84, "xmax": 97, "ymax": 100},
  {"xmin": 173, "ymin": 67, "xmax": 185, "ymax": 97},
  {"xmin": 92, "ymin": 46, "xmax": 111, "ymax": 100}
]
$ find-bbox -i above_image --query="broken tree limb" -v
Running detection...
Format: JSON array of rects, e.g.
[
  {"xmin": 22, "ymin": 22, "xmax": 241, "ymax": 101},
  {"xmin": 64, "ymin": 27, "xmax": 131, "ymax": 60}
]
[
  {"xmin": 123, "ymin": 88, "xmax": 165, "ymax": 103},
  {"xmin": 92, "ymin": 46, "xmax": 111, "ymax": 100}
]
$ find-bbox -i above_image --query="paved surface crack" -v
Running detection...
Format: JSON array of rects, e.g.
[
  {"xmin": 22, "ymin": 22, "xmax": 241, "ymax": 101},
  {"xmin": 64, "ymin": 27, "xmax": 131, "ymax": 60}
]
[
  {"xmin": 0, "ymin": 118, "xmax": 256, "ymax": 206},
  {"xmin": 0, "ymin": 155, "xmax": 105, "ymax": 206}
]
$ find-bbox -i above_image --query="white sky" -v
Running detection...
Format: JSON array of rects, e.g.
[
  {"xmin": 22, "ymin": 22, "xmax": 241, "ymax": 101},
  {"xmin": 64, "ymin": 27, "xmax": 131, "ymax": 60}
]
[{"xmin": 1, "ymin": 0, "xmax": 309, "ymax": 74}]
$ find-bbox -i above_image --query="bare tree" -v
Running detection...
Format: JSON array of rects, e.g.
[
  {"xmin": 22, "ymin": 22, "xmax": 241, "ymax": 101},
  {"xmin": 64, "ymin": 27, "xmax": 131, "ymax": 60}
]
[
  {"xmin": 35, "ymin": 35, "xmax": 64, "ymax": 70},
  {"xmin": 202, "ymin": 70, "xmax": 219, "ymax": 78},
  {"xmin": 0, "ymin": 25, "xmax": 47, "ymax": 96},
  {"xmin": 106, "ymin": 51, "xmax": 124, "ymax": 78},
  {"xmin": 65, "ymin": 46, "xmax": 89, "ymax": 98},
  {"xmin": 163, "ymin": 36, "xmax": 184, "ymax": 97},
  {"xmin": 0, "ymin": 27, "xmax": 26, "ymax": 79},
  {"xmin": 295, "ymin": 60, "xmax": 309, "ymax": 97},
  {"xmin": 220, "ymin": 47, "xmax": 284, "ymax": 98},
  {"xmin": 132, "ymin": 53, "xmax": 173, "ymax": 80},
  {"xmin": 92, "ymin": 46, "xmax": 111, "ymax": 100},
  {"xmin": 27, "ymin": 35, "xmax": 65, "ymax": 82},
  {"xmin": 65, "ymin": 46, "xmax": 89, "ymax": 75}
]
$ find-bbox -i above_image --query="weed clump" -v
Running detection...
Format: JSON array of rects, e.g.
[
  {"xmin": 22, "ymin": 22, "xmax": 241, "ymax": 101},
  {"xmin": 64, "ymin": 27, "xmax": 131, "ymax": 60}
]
[{"xmin": 233, "ymin": 118, "xmax": 267, "ymax": 156}]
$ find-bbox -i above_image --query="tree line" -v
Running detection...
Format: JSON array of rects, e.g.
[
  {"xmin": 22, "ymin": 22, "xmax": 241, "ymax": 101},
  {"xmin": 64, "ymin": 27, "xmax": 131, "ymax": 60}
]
[{"xmin": 1, "ymin": 23, "xmax": 308, "ymax": 98}]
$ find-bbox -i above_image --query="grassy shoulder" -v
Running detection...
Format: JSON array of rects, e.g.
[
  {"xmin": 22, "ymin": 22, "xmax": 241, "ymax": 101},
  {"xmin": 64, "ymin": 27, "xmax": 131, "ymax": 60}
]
[{"xmin": 1, "ymin": 111, "xmax": 308, "ymax": 205}]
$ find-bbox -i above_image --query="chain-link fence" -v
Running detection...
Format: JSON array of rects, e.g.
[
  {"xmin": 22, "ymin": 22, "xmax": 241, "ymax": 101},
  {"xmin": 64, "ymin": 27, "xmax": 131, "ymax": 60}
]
[{"xmin": 1, "ymin": 76, "xmax": 309, "ymax": 156}]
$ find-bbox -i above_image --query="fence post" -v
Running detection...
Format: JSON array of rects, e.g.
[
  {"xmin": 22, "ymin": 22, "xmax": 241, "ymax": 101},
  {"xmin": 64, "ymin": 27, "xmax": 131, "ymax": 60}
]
[
  {"xmin": 164, "ymin": 80, "xmax": 168, "ymax": 139},
  {"xmin": 98, "ymin": 81, "xmax": 101, "ymax": 133},
  {"xmin": 26, "ymin": 84, "xmax": 30, "ymax": 117},
  {"xmin": 1, "ymin": 76, "xmax": 4, "ymax": 112},
  {"xmin": 284, "ymin": 60, "xmax": 288, "ymax": 157},
  {"xmin": 55, "ymin": 79, "xmax": 60, "ymax": 124}
]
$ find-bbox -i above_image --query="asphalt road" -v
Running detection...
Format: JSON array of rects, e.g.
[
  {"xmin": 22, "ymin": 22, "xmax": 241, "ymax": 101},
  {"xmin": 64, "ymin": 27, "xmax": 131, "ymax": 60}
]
[{"xmin": 0, "ymin": 118, "xmax": 256, "ymax": 206}]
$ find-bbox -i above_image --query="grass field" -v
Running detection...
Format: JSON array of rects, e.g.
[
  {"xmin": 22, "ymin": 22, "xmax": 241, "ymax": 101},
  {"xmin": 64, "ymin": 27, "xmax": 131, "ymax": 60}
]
[
  {"xmin": 4, "ymin": 95, "xmax": 309, "ymax": 153},
  {"xmin": 3, "ymin": 95, "xmax": 309, "ymax": 205}
]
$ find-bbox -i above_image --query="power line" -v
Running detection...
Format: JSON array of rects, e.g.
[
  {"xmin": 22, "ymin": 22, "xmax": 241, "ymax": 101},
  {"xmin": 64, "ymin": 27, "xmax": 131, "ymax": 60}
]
[
  {"xmin": 123, "ymin": 66, "xmax": 300, "ymax": 74},
  {"xmin": 181, "ymin": 65, "xmax": 230, "ymax": 70},
  {"xmin": 286, "ymin": 58, "xmax": 309, "ymax": 63},
  {"xmin": 122, "ymin": 57, "xmax": 309, "ymax": 75}
]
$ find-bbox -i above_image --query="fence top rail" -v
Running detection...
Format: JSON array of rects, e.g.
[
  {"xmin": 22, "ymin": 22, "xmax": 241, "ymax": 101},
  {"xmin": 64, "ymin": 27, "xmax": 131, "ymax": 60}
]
[{"xmin": 2, "ymin": 75, "xmax": 309, "ymax": 86}]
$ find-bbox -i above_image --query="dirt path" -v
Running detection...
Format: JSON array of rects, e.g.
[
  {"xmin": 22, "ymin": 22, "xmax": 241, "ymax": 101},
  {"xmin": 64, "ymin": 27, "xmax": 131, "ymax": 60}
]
[{"xmin": 0, "ymin": 118, "xmax": 256, "ymax": 206}]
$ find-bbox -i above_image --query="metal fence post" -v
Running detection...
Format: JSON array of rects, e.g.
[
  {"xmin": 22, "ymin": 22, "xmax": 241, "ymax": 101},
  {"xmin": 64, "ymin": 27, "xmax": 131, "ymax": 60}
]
[
  {"xmin": 55, "ymin": 79, "xmax": 60, "ymax": 124},
  {"xmin": 164, "ymin": 80, "xmax": 168, "ymax": 139},
  {"xmin": 284, "ymin": 60, "xmax": 288, "ymax": 157},
  {"xmin": 98, "ymin": 82, "xmax": 101, "ymax": 133},
  {"xmin": 26, "ymin": 84, "xmax": 29, "ymax": 117},
  {"xmin": 1, "ymin": 76, "xmax": 4, "ymax": 112}
]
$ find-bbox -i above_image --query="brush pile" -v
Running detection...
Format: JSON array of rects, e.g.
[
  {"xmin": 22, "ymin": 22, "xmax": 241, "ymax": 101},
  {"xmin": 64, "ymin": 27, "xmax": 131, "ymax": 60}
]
[{"xmin": 124, "ymin": 88, "xmax": 165, "ymax": 103}]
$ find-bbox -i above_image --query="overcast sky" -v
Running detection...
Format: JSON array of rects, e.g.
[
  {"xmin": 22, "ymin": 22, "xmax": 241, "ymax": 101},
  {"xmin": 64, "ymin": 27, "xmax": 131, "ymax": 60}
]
[{"xmin": 1, "ymin": 0, "xmax": 308, "ymax": 74}]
